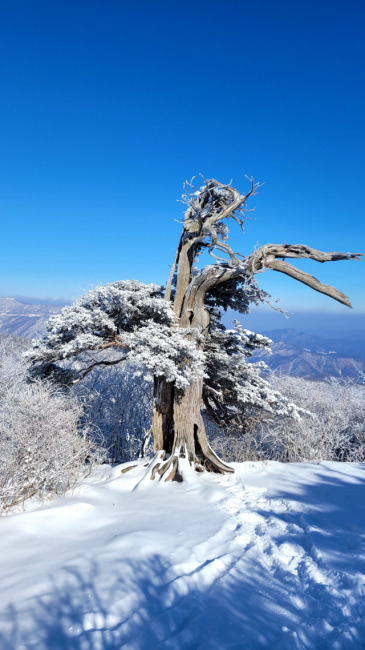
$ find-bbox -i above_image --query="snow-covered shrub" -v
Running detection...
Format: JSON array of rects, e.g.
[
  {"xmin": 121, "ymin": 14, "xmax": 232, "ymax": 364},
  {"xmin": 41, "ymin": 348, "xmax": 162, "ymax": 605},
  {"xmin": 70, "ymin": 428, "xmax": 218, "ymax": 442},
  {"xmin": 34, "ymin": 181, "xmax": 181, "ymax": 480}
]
[
  {"xmin": 266, "ymin": 374, "xmax": 365, "ymax": 462},
  {"xmin": 206, "ymin": 414, "xmax": 275, "ymax": 462},
  {"xmin": 209, "ymin": 373, "xmax": 365, "ymax": 463},
  {"xmin": 0, "ymin": 340, "xmax": 102, "ymax": 512}
]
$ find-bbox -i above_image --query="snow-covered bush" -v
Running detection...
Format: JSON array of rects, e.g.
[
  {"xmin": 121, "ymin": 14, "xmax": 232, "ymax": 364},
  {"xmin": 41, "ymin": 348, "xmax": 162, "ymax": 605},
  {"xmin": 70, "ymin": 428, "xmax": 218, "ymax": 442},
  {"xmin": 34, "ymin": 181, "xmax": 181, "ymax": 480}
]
[
  {"xmin": 0, "ymin": 339, "xmax": 102, "ymax": 512},
  {"xmin": 266, "ymin": 374, "xmax": 365, "ymax": 462},
  {"xmin": 210, "ymin": 373, "xmax": 365, "ymax": 463}
]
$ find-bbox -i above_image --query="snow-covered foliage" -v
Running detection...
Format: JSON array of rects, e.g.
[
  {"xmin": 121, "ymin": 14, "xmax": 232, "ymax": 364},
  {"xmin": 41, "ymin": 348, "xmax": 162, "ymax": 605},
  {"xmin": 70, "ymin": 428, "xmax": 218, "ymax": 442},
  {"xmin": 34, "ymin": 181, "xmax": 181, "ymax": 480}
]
[
  {"xmin": 266, "ymin": 373, "xmax": 365, "ymax": 462},
  {"xmin": 0, "ymin": 340, "xmax": 102, "ymax": 511},
  {"xmin": 27, "ymin": 281, "xmax": 172, "ymax": 364},
  {"xmin": 203, "ymin": 318, "xmax": 306, "ymax": 433},
  {"xmin": 27, "ymin": 281, "xmax": 205, "ymax": 389}
]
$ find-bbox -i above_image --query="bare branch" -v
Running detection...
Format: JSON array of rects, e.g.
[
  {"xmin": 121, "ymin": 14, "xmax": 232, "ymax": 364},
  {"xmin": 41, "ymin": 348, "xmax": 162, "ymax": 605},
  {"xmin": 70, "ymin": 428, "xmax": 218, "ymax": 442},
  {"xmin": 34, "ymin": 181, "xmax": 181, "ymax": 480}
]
[
  {"xmin": 72, "ymin": 356, "xmax": 127, "ymax": 384},
  {"xmin": 257, "ymin": 244, "xmax": 362, "ymax": 263},
  {"xmin": 247, "ymin": 244, "xmax": 363, "ymax": 308},
  {"xmin": 267, "ymin": 259, "xmax": 353, "ymax": 307}
]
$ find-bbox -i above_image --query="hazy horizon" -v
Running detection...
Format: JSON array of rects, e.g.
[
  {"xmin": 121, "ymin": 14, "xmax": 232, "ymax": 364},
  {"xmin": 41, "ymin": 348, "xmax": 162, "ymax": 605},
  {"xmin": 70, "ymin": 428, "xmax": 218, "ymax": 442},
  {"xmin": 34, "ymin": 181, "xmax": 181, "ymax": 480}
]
[
  {"xmin": 237, "ymin": 308, "xmax": 365, "ymax": 340},
  {"xmin": 2, "ymin": 294, "xmax": 364, "ymax": 340}
]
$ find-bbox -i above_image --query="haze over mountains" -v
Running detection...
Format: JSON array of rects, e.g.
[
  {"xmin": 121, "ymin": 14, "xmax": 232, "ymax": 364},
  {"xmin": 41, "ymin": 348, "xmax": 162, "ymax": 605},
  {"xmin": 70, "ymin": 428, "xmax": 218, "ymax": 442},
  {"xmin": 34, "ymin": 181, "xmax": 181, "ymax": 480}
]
[{"xmin": 0, "ymin": 297, "xmax": 364, "ymax": 380}]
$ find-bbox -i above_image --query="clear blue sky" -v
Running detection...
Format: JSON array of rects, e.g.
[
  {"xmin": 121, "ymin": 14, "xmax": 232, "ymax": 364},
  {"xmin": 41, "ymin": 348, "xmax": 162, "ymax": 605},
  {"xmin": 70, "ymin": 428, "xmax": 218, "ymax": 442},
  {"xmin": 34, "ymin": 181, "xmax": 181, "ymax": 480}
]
[{"xmin": 1, "ymin": 0, "xmax": 364, "ymax": 326}]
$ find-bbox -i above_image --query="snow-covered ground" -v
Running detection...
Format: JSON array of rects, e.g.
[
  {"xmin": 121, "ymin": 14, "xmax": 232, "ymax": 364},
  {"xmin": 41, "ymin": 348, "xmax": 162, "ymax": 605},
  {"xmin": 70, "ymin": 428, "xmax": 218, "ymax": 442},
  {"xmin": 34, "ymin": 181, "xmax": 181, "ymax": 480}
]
[{"xmin": 0, "ymin": 460, "xmax": 364, "ymax": 649}]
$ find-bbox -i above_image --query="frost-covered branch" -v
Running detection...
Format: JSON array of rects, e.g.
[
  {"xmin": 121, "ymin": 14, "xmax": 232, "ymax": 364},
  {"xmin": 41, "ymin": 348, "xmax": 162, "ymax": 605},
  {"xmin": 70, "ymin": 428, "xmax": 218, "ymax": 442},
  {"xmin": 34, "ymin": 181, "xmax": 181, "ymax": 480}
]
[
  {"xmin": 203, "ymin": 320, "xmax": 306, "ymax": 434},
  {"xmin": 167, "ymin": 177, "xmax": 262, "ymax": 315}
]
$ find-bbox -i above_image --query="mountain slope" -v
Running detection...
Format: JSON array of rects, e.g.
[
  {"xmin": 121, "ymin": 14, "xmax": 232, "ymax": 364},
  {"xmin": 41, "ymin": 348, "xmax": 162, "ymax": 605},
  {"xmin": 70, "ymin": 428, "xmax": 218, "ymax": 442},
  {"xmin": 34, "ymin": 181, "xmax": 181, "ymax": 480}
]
[
  {"xmin": 256, "ymin": 328, "xmax": 365, "ymax": 380},
  {"xmin": 0, "ymin": 298, "xmax": 63, "ymax": 338},
  {"xmin": 264, "ymin": 328, "xmax": 365, "ymax": 359}
]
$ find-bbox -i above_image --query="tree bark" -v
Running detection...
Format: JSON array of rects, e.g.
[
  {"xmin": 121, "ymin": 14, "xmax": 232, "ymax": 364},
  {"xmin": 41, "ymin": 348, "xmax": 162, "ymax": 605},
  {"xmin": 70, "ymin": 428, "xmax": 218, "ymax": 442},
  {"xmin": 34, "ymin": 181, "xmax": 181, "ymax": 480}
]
[
  {"xmin": 151, "ymin": 376, "xmax": 174, "ymax": 454},
  {"xmin": 151, "ymin": 377, "xmax": 233, "ymax": 480},
  {"xmin": 173, "ymin": 379, "xmax": 233, "ymax": 471},
  {"xmin": 150, "ymin": 265, "xmax": 236, "ymax": 479}
]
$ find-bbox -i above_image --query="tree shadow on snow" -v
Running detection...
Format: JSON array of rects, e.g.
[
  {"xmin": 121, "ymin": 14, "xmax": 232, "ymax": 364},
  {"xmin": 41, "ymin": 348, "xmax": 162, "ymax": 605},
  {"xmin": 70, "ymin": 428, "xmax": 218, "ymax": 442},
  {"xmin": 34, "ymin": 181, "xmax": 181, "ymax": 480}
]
[
  {"xmin": 0, "ymin": 555, "xmax": 307, "ymax": 650},
  {"xmin": 242, "ymin": 463, "xmax": 365, "ymax": 648},
  {"xmin": 1, "ymin": 465, "xmax": 365, "ymax": 649}
]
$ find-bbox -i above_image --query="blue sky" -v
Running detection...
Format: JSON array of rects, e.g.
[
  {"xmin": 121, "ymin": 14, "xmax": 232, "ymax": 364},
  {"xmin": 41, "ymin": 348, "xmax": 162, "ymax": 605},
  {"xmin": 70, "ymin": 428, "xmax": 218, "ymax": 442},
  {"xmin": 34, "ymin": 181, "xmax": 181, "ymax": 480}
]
[{"xmin": 1, "ymin": 0, "xmax": 364, "ymax": 329}]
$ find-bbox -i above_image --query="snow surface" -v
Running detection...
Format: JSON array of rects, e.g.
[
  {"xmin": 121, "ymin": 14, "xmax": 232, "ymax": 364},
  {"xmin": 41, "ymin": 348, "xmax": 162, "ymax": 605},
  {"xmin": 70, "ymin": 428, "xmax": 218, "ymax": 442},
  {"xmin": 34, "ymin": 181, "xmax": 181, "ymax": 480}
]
[{"xmin": 0, "ymin": 460, "xmax": 364, "ymax": 649}]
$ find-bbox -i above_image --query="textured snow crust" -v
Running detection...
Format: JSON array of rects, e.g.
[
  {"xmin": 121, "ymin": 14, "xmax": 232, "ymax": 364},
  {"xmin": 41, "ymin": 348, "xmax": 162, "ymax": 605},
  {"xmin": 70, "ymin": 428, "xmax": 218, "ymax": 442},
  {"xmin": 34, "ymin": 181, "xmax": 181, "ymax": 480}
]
[{"xmin": 0, "ymin": 461, "xmax": 364, "ymax": 649}]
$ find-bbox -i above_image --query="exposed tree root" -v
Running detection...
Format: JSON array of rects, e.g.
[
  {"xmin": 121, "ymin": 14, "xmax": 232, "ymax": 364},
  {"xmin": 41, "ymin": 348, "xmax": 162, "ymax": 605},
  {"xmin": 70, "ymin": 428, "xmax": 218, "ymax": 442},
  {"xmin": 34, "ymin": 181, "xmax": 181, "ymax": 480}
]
[
  {"xmin": 195, "ymin": 427, "xmax": 234, "ymax": 474},
  {"xmin": 121, "ymin": 464, "xmax": 138, "ymax": 474},
  {"xmin": 149, "ymin": 441, "xmax": 233, "ymax": 482}
]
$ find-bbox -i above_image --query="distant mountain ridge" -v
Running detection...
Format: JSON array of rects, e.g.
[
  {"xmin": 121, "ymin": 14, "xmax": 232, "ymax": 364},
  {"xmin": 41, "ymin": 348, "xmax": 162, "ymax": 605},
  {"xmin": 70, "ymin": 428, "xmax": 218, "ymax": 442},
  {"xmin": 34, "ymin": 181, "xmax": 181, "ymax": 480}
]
[
  {"xmin": 0, "ymin": 297, "xmax": 63, "ymax": 338},
  {"xmin": 262, "ymin": 328, "xmax": 365, "ymax": 360},
  {"xmin": 256, "ymin": 328, "xmax": 365, "ymax": 380},
  {"xmin": 0, "ymin": 299, "xmax": 364, "ymax": 379}
]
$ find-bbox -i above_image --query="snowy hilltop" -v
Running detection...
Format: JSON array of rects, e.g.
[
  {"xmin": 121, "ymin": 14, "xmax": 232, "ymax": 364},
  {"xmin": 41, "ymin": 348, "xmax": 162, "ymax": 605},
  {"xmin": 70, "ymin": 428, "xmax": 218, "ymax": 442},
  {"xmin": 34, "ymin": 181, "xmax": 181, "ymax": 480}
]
[{"xmin": 0, "ymin": 460, "xmax": 364, "ymax": 649}]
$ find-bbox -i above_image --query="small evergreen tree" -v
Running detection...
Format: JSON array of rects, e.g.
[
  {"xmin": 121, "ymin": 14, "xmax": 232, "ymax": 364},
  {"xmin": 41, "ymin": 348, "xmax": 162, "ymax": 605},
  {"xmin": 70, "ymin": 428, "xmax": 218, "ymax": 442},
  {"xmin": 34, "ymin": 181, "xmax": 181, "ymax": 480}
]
[{"xmin": 27, "ymin": 177, "xmax": 361, "ymax": 480}]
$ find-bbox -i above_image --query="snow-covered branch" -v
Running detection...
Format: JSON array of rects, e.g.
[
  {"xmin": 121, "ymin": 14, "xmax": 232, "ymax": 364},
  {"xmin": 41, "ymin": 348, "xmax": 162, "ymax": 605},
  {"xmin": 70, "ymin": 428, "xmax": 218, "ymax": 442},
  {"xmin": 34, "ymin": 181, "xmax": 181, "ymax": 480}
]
[{"xmin": 27, "ymin": 281, "xmax": 206, "ymax": 389}]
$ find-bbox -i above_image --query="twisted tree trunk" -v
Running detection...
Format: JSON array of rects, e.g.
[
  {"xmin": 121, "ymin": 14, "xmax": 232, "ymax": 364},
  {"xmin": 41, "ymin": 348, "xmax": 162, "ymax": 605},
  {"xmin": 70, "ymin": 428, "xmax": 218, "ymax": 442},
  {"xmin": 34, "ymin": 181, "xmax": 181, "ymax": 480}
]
[
  {"xmin": 151, "ymin": 264, "xmax": 245, "ymax": 479},
  {"xmin": 151, "ymin": 376, "xmax": 233, "ymax": 481},
  {"xmin": 149, "ymin": 179, "xmax": 361, "ymax": 480}
]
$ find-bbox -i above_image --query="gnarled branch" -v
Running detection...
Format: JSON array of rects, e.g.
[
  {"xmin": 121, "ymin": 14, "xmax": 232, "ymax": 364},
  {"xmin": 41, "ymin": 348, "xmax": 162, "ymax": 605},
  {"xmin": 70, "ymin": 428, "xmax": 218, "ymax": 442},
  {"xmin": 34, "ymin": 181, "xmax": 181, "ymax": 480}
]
[
  {"xmin": 172, "ymin": 178, "xmax": 261, "ymax": 316},
  {"xmin": 247, "ymin": 244, "xmax": 362, "ymax": 308}
]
